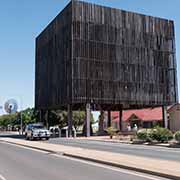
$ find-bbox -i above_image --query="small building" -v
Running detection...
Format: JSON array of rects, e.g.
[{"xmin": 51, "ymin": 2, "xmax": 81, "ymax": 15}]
[
  {"xmin": 168, "ymin": 104, "xmax": 180, "ymax": 132},
  {"xmin": 111, "ymin": 107, "xmax": 163, "ymax": 131},
  {"xmin": 112, "ymin": 104, "xmax": 180, "ymax": 131}
]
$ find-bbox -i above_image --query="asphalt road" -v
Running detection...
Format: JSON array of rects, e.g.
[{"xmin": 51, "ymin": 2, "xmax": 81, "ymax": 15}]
[
  {"xmin": 0, "ymin": 142, "xmax": 169, "ymax": 180},
  {"xmin": 48, "ymin": 138, "xmax": 180, "ymax": 162}
]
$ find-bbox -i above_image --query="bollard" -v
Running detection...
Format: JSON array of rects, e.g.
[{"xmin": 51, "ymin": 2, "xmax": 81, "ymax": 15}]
[
  {"xmin": 59, "ymin": 129, "xmax": 61, "ymax": 137},
  {"xmin": 74, "ymin": 129, "xmax": 77, "ymax": 138},
  {"xmin": 66, "ymin": 129, "xmax": 68, "ymax": 138}
]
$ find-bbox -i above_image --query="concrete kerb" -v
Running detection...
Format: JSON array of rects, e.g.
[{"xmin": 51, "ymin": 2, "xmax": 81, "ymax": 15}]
[
  {"xmin": 80, "ymin": 138, "xmax": 180, "ymax": 148},
  {"xmin": 0, "ymin": 138, "xmax": 180, "ymax": 180},
  {"xmin": 78, "ymin": 138, "xmax": 133, "ymax": 144},
  {"xmin": 63, "ymin": 153, "xmax": 180, "ymax": 180}
]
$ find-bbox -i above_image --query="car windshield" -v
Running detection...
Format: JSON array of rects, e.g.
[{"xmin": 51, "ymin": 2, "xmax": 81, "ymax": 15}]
[{"xmin": 32, "ymin": 125, "xmax": 45, "ymax": 129}]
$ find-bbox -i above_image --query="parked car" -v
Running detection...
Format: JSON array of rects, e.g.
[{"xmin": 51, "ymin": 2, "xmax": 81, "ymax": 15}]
[
  {"xmin": 25, "ymin": 123, "xmax": 50, "ymax": 140},
  {"xmin": 49, "ymin": 126, "xmax": 61, "ymax": 138}
]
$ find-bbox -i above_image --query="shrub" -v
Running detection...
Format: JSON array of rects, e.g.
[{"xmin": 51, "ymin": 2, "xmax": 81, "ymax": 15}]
[
  {"xmin": 105, "ymin": 127, "xmax": 117, "ymax": 139},
  {"xmin": 149, "ymin": 127, "xmax": 173, "ymax": 143},
  {"xmin": 174, "ymin": 131, "xmax": 180, "ymax": 143},
  {"xmin": 137, "ymin": 129, "xmax": 148, "ymax": 141},
  {"xmin": 137, "ymin": 129, "xmax": 152, "ymax": 142}
]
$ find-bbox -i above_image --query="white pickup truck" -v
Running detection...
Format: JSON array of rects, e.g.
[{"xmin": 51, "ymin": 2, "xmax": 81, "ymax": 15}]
[{"xmin": 25, "ymin": 123, "xmax": 50, "ymax": 140}]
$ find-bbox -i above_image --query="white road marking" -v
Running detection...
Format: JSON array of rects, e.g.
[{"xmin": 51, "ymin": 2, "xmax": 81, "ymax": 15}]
[
  {"xmin": 0, "ymin": 174, "xmax": 7, "ymax": 180},
  {"xmin": 0, "ymin": 141, "xmax": 48, "ymax": 154}
]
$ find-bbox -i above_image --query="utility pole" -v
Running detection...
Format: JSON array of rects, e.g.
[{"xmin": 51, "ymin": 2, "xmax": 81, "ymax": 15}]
[{"xmin": 20, "ymin": 111, "xmax": 23, "ymax": 135}]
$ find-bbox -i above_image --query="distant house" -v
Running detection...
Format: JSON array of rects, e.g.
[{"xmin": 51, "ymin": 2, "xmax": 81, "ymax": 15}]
[
  {"xmin": 112, "ymin": 104, "xmax": 180, "ymax": 131},
  {"xmin": 168, "ymin": 104, "xmax": 180, "ymax": 132}
]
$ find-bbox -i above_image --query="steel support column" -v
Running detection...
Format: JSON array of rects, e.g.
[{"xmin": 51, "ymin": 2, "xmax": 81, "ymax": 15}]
[
  {"xmin": 108, "ymin": 110, "xmax": 111, "ymax": 127},
  {"xmin": 86, "ymin": 103, "xmax": 91, "ymax": 137},
  {"xmin": 119, "ymin": 109, "xmax": 123, "ymax": 131},
  {"xmin": 162, "ymin": 106, "xmax": 168, "ymax": 129},
  {"xmin": 68, "ymin": 104, "xmax": 73, "ymax": 137},
  {"xmin": 45, "ymin": 110, "xmax": 49, "ymax": 129},
  {"xmin": 39, "ymin": 110, "xmax": 42, "ymax": 123}
]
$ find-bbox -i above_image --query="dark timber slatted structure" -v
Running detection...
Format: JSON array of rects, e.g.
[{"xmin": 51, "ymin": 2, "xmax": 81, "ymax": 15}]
[{"xmin": 35, "ymin": 0, "xmax": 178, "ymax": 136}]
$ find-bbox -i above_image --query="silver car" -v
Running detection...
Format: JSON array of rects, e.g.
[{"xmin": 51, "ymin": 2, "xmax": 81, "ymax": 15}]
[{"xmin": 25, "ymin": 123, "xmax": 50, "ymax": 140}]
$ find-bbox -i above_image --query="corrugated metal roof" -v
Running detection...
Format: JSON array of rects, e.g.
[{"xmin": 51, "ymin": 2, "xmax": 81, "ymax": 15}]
[{"xmin": 111, "ymin": 107, "xmax": 171, "ymax": 122}]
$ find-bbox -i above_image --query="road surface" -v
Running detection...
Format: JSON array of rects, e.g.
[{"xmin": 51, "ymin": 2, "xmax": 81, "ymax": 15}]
[
  {"xmin": 48, "ymin": 138, "xmax": 180, "ymax": 162},
  {"xmin": 0, "ymin": 141, "xmax": 169, "ymax": 180}
]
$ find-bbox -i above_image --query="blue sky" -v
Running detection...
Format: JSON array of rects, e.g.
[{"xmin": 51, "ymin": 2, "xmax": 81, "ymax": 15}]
[{"xmin": 0, "ymin": 0, "xmax": 179, "ymax": 114}]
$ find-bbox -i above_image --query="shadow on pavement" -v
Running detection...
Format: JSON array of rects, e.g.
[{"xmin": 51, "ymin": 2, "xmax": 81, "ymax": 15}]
[{"xmin": 0, "ymin": 132, "xmax": 25, "ymax": 139}]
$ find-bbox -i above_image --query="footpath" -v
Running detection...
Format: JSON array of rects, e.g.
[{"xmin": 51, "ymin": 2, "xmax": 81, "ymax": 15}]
[{"xmin": 0, "ymin": 137, "xmax": 180, "ymax": 180}]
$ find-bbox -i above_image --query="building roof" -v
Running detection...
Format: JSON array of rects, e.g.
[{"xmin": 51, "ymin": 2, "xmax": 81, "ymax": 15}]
[
  {"xmin": 167, "ymin": 103, "xmax": 180, "ymax": 113},
  {"xmin": 112, "ymin": 107, "xmax": 171, "ymax": 122}
]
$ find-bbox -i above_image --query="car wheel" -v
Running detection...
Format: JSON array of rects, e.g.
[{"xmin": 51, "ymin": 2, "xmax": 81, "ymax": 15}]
[
  {"xmin": 25, "ymin": 134, "xmax": 29, "ymax": 140},
  {"xmin": 46, "ymin": 137, "xmax": 49, "ymax": 140},
  {"xmin": 30, "ymin": 135, "xmax": 34, "ymax": 141}
]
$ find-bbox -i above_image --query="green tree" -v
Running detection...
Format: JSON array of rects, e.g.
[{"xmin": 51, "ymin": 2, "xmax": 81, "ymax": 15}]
[
  {"xmin": 21, "ymin": 108, "xmax": 37, "ymax": 125},
  {"xmin": 0, "ymin": 113, "xmax": 18, "ymax": 129},
  {"xmin": 0, "ymin": 108, "xmax": 95, "ymax": 131},
  {"xmin": 48, "ymin": 110, "xmax": 95, "ymax": 130},
  {"xmin": 73, "ymin": 111, "xmax": 85, "ymax": 130},
  {"xmin": 48, "ymin": 110, "xmax": 67, "ymax": 128},
  {"xmin": 0, "ymin": 108, "xmax": 38, "ymax": 129}
]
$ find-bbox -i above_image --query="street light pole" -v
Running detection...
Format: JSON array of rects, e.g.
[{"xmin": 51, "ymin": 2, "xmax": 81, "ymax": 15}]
[
  {"xmin": 19, "ymin": 96, "xmax": 23, "ymax": 135},
  {"xmin": 20, "ymin": 111, "xmax": 23, "ymax": 135}
]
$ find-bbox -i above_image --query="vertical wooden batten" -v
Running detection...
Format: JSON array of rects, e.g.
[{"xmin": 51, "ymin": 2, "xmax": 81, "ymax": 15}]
[{"xmin": 35, "ymin": 1, "xmax": 178, "ymax": 112}]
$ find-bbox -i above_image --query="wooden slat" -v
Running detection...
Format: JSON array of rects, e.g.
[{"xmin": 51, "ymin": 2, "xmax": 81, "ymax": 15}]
[{"xmin": 35, "ymin": 0, "xmax": 178, "ymax": 110}]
